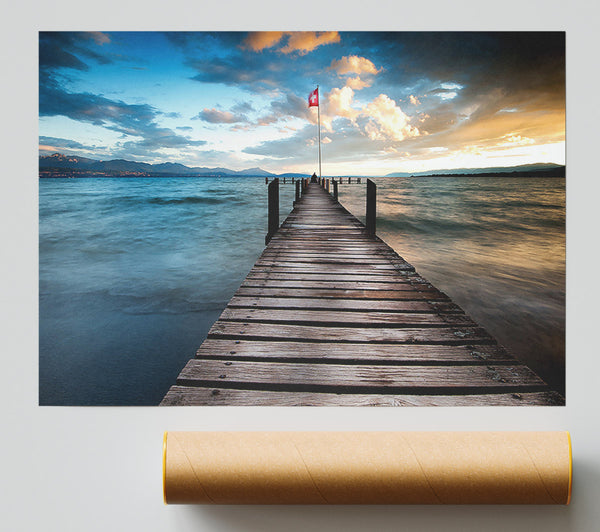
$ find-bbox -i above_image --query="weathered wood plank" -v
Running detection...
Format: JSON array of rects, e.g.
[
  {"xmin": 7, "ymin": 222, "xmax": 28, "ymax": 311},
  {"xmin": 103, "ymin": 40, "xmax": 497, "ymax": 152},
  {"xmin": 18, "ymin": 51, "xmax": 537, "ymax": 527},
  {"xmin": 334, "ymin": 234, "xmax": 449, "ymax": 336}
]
[
  {"xmin": 227, "ymin": 296, "xmax": 462, "ymax": 313},
  {"xmin": 235, "ymin": 286, "xmax": 449, "ymax": 300},
  {"xmin": 241, "ymin": 280, "xmax": 425, "ymax": 290},
  {"xmin": 260, "ymin": 250, "xmax": 397, "ymax": 259},
  {"xmin": 246, "ymin": 272, "xmax": 413, "ymax": 282},
  {"xmin": 208, "ymin": 321, "xmax": 492, "ymax": 344},
  {"xmin": 195, "ymin": 339, "xmax": 514, "ymax": 364},
  {"xmin": 176, "ymin": 359, "xmax": 547, "ymax": 393},
  {"xmin": 161, "ymin": 387, "xmax": 564, "ymax": 406},
  {"xmin": 255, "ymin": 260, "xmax": 414, "ymax": 275},
  {"xmin": 255, "ymin": 257, "xmax": 398, "ymax": 266},
  {"xmin": 218, "ymin": 307, "xmax": 476, "ymax": 327}
]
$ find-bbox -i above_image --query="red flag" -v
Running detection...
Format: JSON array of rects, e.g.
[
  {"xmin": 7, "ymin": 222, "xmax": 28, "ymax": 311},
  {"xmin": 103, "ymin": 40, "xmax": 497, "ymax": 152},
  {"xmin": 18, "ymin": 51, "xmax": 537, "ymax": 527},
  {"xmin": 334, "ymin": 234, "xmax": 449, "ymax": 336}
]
[{"xmin": 308, "ymin": 87, "xmax": 319, "ymax": 107}]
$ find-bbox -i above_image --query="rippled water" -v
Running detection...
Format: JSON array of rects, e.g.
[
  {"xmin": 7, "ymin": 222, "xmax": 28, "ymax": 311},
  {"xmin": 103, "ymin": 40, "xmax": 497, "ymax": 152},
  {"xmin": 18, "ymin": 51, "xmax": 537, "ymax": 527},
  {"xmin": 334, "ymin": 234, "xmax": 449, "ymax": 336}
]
[{"xmin": 39, "ymin": 176, "xmax": 565, "ymax": 405}]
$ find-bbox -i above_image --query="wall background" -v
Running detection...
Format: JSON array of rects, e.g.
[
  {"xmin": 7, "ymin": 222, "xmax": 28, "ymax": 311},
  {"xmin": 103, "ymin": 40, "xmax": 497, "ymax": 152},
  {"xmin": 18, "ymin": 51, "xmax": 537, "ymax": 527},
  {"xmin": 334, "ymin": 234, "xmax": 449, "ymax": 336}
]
[{"xmin": 2, "ymin": 2, "xmax": 599, "ymax": 530}]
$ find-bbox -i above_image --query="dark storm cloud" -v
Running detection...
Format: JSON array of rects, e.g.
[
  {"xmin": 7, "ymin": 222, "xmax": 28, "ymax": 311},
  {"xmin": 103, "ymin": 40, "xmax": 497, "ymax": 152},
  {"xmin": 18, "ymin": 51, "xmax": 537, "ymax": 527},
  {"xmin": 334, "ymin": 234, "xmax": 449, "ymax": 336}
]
[
  {"xmin": 39, "ymin": 32, "xmax": 113, "ymax": 71},
  {"xmin": 363, "ymin": 32, "xmax": 564, "ymax": 112},
  {"xmin": 185, "ymin": 53, "xmax": 290, "ymax": 92}
]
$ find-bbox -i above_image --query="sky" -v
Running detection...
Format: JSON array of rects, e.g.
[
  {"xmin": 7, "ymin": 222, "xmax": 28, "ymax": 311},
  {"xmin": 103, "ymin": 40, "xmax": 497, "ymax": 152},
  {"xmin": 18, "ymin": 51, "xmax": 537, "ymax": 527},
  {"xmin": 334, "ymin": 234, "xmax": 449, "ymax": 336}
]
[{"xmin": 39, "ymin": 31, "xmax": 565, "ymax": 175}]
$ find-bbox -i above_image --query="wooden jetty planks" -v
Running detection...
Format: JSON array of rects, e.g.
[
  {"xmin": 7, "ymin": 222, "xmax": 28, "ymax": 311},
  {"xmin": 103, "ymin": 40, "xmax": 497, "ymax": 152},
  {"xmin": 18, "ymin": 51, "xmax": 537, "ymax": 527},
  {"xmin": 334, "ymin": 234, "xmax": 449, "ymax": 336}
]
[
  {"xmin": 161, "ymin": 181, "xmax": 562, "ymax": 406},
  {"xmin": 193, "ymin": 339, "xmax": 515, "ymax": 364},
  {"xmin": 162, "ymin": 387, "xmax": 565, "ymax": 407},
  {"xmin": 227, "ymin": 296, "xmax": 463, "ymax": 313},
  {"xmin": 175, "ymin": 359, "xmax": 547, "ymax": 394}
]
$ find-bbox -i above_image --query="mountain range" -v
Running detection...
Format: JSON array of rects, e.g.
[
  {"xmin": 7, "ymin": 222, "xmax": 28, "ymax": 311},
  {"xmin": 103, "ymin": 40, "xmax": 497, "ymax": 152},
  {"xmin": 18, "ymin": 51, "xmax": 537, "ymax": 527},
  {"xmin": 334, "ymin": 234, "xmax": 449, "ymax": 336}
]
[
  {"xmin": 39, "ymin": 153, "xmax": 565, "ymax": 178},
  {"xmin": 39, "ymin": 153, "xmax": 305, "ymax": 178},
  {"xmin": 385, "ymin": 162, "xmax": 564, "ymax": 177}
]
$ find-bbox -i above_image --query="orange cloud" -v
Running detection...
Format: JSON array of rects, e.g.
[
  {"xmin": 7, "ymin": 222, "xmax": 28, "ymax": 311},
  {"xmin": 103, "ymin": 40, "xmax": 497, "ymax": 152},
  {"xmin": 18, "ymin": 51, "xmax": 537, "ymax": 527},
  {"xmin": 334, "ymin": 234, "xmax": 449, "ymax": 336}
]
[
  {"xmin": 242, "ymin": 32, "xmax": 286, "ymax": 52},
  {"xmin": 329, "ymin": 55, "xmax": 380, "ymax": 75},
  {"xmin": 39, "ymin": 144, "xmax": 59, "ymax": 152},
  {"xmin": 279, "ymin": 31, "xmax": 340, "ymax": 54},
  {"xmin": 409, "ymin": 95, "xmax": 421, "ymax": 106},
  {"xmin": 345, "ymin": 76, "xmax": 372, "ymax": 90},
  {"xmin": 242, "ymin": 31, "xmax": 340, "ymax": 55}
]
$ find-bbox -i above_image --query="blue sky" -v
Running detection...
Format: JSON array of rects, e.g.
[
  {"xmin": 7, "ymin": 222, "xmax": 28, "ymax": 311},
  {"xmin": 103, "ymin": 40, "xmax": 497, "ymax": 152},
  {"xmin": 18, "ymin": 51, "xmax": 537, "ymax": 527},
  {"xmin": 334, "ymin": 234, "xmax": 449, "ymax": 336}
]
[{"xmin": 39, "ymin": 31, "xmax": 565, "ymax": 175}]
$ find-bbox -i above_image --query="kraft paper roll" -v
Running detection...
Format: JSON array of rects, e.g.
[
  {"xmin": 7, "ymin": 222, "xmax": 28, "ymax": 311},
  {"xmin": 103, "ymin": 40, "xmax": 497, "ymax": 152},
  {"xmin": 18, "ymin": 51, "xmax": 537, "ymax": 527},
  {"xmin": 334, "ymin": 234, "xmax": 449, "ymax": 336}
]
[{"xmin": 163, "ymin": 431, "xmax": 572, "ymax": 505}]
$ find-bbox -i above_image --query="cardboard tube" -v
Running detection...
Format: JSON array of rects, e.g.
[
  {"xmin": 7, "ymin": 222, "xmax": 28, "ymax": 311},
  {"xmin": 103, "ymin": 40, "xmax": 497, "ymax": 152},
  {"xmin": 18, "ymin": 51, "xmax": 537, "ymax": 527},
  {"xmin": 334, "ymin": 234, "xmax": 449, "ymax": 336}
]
[{"xmin": 163, "ymin": 431, "xmax": 572, "ymax": 505}]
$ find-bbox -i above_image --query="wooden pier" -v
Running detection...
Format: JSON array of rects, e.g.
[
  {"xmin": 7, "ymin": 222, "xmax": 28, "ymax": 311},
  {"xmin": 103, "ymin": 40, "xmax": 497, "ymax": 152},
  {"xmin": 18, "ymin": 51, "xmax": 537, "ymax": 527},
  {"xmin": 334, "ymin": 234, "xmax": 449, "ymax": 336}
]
[{"xmin": 161, "ymin": 180, "xmax": 563, "ymax": 406}]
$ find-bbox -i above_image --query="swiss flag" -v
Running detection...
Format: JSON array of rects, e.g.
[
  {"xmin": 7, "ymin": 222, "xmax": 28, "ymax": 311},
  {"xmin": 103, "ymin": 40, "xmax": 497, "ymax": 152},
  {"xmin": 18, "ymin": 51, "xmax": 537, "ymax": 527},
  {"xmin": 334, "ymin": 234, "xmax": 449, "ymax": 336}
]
[{"xmin": 308, "ymin": 87, "xmax": 319, "ymax": 107}]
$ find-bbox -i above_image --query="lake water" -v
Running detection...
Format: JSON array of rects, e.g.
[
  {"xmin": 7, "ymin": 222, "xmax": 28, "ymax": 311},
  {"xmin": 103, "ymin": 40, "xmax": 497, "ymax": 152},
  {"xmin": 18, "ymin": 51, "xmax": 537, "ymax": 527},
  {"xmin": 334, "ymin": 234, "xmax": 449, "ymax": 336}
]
[{"xmin": 39, "ymin": 176, "xmax": 565, "ymax": 405}]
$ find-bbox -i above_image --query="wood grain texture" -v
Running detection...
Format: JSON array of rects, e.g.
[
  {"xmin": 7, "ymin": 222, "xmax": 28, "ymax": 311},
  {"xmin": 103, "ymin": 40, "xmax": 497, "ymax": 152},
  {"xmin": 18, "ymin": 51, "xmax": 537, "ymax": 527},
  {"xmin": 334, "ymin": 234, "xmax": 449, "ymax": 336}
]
[
  {"xmin": 176, "ymin": 359, "xmax": 547, "ymax": 393},
  {"xmin": 161, "ymin": 387, "xmax": 564, "ymax": 406}
]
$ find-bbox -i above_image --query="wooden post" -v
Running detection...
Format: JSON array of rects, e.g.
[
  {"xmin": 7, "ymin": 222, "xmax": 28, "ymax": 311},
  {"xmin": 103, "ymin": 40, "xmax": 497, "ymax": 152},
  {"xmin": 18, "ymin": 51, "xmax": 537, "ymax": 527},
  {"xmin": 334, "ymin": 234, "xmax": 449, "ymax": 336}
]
[
  {"xmin": 332, "ymin": 179, "xmax": 338, "ymax": 201},
  {"xmin": 265, "ymin": 177, "xmax": 268, "ymax": 184},
  {"xmin": 366, "ymin": 179, "xmax": 376, "ymax": 237},
  {"xmin": 265, "ymin": 178, "xmax": 279, "ymax": 244},
  {"xmin": 326, "ymin": 178, "xmax": 330, "ymax": 192},
  {"xmin": 295, "ymin": 179, "xmax": 300, "ymax": 204}
]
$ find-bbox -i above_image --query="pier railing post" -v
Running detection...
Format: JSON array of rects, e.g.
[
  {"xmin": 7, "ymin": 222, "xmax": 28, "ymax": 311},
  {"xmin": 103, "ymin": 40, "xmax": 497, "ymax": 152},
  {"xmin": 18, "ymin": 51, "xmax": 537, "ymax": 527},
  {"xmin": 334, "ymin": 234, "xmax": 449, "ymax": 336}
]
[
  {"xmin": 366, "ymin": 179, "xmax": 376, "ymax": 237},
  {"xmin": 265, "ymin": 178, "xmax": 279, "ymax": 244},
  {"xmin": 294, "ymin": 179, "xmax": 300, "ymax": 204},
  {"xmin": 332, "ymin": 179, "xmax": 338, "ymax": 201}
]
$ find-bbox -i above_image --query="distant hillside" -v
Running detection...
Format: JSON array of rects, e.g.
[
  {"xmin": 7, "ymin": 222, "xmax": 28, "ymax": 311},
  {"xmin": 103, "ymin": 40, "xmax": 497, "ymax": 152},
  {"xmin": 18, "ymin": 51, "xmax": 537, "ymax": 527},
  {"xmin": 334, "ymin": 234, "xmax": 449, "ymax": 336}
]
[
  {"xmin": 39, "ymin": 153, "xmax": 297, "ymax": 178},
  {"xmin": 385, "ymin": 163, "xmax": 565, "ymax": 178}
]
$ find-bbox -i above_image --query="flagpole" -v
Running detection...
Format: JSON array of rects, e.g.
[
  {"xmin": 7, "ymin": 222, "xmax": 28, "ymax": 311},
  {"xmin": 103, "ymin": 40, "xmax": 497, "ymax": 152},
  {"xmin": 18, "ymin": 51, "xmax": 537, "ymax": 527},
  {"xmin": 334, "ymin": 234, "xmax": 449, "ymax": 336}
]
[{"xmin": 317, "ymin": 85, "xmax": 322, "ymax": 180}]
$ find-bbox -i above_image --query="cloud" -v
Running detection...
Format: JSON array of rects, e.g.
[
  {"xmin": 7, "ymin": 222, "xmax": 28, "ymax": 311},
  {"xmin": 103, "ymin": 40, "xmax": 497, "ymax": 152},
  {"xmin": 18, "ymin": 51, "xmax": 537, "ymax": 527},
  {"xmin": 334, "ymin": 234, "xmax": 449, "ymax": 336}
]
[
  {"xmin": 39, "ymin": 32, "xmax": 114, "ymax": 72},
  {"xmin": 279, "ymin": 32, "xmax": 340, "ymax": 55},
  {"xmin": 409, "ymin": 95, "xmax": 421, "ymax": 105},
  {"xmin": 231, "ymin": 101, "xmax": 254, "ymax": 114},
  {"xmin": 242, "ymin": 31, "xmax": 341, "ymax": 55},
  {"xmin": 345, "ymin": 76, "xmax": 372, "ymax": 90},
  {"xmin": 40, "ymin": 83, "xmax": 206, "ymax": 156},
  {"xmin": 39, "ymin": 33, "xmax": 207, "ymax": 158},
  {"xmin": 242, "ymin": 32, "xmax": 286, "ymax": 52},
  {"xmin": 186, "ymin": 54, "xmax": 285, "ymax": 93},
  {"xmin": 315, "ymin": 87, "xmax": 420, "ymax": 142},
  {"xmin": 38, "ymin": 136, "xmax": 108, "ymax": 156},
  {"xmin": 329, "ymin": 55, "xmax": 380, "ymax": 76},
  {"xmin": 244, "ymin": 90, "xmax": 422, "ymax": 167},
  {"xmin": 193, "ymin": 108, "xmax": 248, "ymax": 124},
  {"xmin": 328, "ymin": 55, "xmax": 380, "ymax": 93},
  {"xmin": 39, "ymin": 136, "xmax": 98, "ymax": 150},
  {"xmin": 361, "ymin": 94, "xmax": 420, "ymax": 141},
  {"xmin": 89, "ymin": 32, "xmax": 110, "ymax": 46},
  {"xmin": 326, "ymin": 86, "xmax": 359, "ymax": 123}
]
